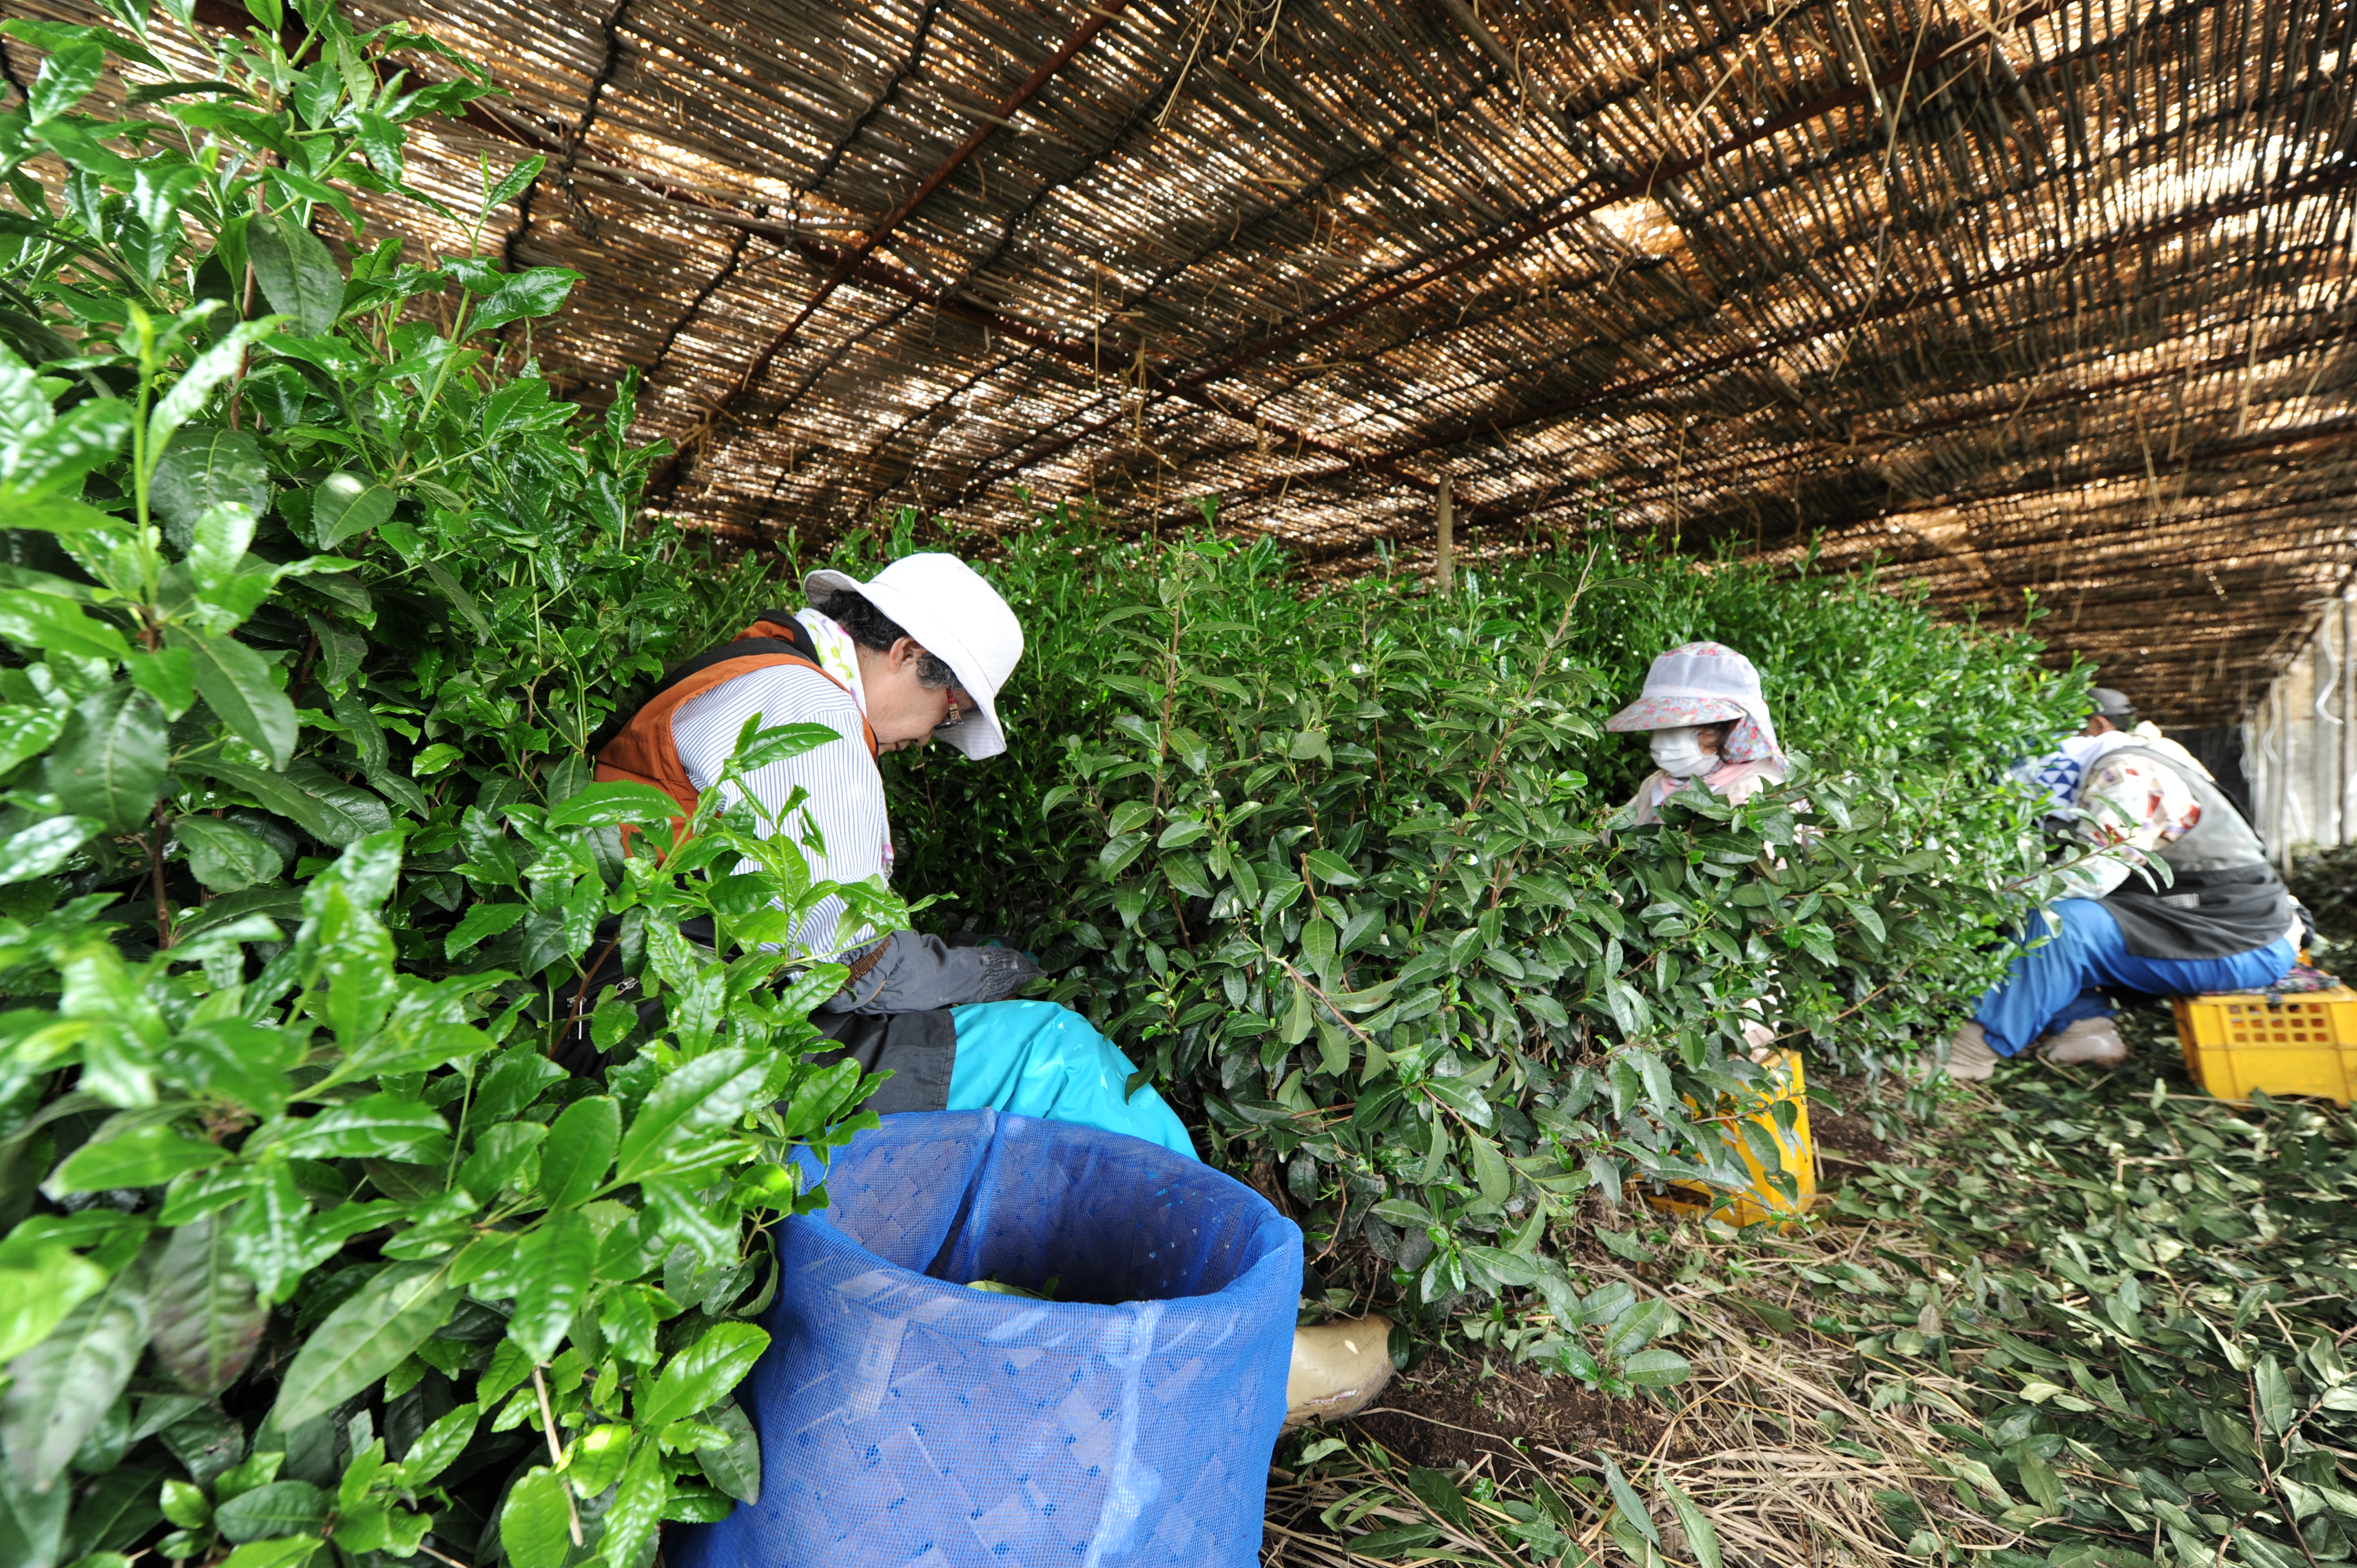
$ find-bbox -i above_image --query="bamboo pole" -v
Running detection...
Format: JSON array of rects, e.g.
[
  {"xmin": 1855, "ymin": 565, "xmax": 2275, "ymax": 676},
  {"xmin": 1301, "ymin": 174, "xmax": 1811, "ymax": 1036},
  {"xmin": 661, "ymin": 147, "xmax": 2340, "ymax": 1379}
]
[
  {"xmin": 2276, "ymin": 686, "xmax": 2294, "ymax": 872},
  {"xmin": 2256, "ymin": 688, "xmax": 2276, "ymax": 859},
  {"xmin": 1435, "ymin": 480, "xmax": 1454, "ymax": 593},
  {"xmin": 2314, "ymin": 631, "xmax": 2335, "ymax": 848},
  {"xmin": 2342, "ymin": 597, "xmax": 2355, "ymax": 845}
]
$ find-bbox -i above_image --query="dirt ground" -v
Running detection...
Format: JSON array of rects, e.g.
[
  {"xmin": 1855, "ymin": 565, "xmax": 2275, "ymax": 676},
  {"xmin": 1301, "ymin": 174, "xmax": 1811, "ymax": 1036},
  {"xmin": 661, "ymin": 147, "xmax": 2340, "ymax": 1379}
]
[
  {"xmin": 1349, "ymin": 1353, "xmax": 1676, "ymax": 1474},
  {"xmin": 1804, "ymin": 1070, "xmax": 1906, "ymax": 1167}
]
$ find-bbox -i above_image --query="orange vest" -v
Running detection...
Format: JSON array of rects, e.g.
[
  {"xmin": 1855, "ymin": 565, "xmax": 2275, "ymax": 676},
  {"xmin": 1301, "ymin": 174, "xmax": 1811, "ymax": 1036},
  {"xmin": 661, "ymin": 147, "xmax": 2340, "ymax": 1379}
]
[{"xmin": 593, "ymin": 613, "xmax": 880, "ymax": 824}]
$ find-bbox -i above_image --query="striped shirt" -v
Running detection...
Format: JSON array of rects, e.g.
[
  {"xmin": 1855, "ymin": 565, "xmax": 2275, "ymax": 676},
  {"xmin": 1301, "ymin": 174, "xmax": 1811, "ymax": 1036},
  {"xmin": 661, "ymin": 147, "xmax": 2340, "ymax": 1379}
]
[{"xmin": 670, "ymin": 637, "xmax": 889, "ymax": 958}]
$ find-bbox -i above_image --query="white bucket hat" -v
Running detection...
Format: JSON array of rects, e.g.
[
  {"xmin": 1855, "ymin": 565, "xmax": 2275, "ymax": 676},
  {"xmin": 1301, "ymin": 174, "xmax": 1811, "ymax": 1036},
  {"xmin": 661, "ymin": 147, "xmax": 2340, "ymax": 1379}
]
[{"xmin": 802, "ymin": 553, "xmax": 1023, "ymax": 759}]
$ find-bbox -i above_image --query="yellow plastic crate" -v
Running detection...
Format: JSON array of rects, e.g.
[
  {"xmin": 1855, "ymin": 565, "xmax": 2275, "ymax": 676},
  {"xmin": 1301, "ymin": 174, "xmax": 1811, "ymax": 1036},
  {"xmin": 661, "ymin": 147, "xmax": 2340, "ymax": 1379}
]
[
  {"xmin": 2174, "ymin": 988, "xmax": 2357, "ymax": 1107},
  {"xmin": 1648, "ymin": 1050, "xmax": 1817, "ymax": 1231}
]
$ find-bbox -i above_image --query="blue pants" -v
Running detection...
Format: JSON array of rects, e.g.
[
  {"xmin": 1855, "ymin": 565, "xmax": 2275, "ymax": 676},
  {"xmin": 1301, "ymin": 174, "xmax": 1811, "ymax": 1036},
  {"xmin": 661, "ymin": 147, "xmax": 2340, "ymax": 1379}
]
[
  {"xmin": 945, "ymin": 1000, "xmax": 1199, "ymax": 1160},
  {"xmin": 1975, "ymin": 898, "xmax": 2296, "ymax": 1058}
]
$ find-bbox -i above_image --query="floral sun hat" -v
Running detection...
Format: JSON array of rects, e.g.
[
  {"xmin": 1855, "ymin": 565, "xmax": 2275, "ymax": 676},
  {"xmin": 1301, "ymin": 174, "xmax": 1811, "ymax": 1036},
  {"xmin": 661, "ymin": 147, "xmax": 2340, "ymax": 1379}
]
[{"xmin": 1603, "ymin": 642, "xmax": 1784, "ymax": 765}]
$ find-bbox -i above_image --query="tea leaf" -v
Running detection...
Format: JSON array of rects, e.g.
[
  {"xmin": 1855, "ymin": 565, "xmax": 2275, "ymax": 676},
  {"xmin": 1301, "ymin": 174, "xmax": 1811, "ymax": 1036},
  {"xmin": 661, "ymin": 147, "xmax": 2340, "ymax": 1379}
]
[
  {"xmin": 271, "ymin": 1262, "xmax": 453, "ymax": 1428},
  {"xmin": 307, "ymin": 472, "xmax": 394, "ymax": 548},
  {"xmin": 639, "ymin": 1322, "xmax": 769, "ymax": 1431},
  {"xmin": 0, "ymin": 1254, "xmax": 149, "ymax": 1490},
  {"xmin": 42, "ymin": 687, "xmax": 164, "ymax": 832},
  {"xmin": 498, "ymin": 1468, "xmax": 572, "ymax": 1568},
  {"xmin": 538, "ymin": 1096, "xmax": 618, "ymax": 1210},
  {"xmin": 50, "ymin": 1125, "xmax": 227, "ymax": 1193},
  {"xmin": 147, "ymin": 1214, "xmax": 268, "ymax": 1396},
  {"xmin": 247, "ymin": 215, "xmax": 342, "ymax": 337},
  {"xmin": 169, "ymin": 628, "xmax": 296, "ymax": 769}
]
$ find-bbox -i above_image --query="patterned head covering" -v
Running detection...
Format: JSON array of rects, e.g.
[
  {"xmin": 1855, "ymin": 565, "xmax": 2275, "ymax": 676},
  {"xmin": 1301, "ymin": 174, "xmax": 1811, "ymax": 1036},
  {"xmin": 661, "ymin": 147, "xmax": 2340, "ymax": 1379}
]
[{"xmin": 1604, "ymin": 642, "xmax": 1785, "ymax": 765}]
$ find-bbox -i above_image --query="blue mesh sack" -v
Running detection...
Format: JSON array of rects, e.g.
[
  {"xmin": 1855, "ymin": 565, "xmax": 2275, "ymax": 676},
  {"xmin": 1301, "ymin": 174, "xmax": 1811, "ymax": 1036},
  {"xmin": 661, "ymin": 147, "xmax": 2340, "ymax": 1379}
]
[{"xmin": 667, "ymin": 1108, "xmax": 1302, "ymax": 1568}]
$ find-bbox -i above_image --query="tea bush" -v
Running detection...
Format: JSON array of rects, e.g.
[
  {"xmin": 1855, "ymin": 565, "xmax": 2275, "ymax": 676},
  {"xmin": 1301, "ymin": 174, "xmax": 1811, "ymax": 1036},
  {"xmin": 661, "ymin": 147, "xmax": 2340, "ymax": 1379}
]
[
  {"xmin": 877, "ymin": 519, "xmax": 2090, "ymax": 1375},
  {"xmin": 0, "ymin": 9, "xmax": 892, "ymax": 1568}
]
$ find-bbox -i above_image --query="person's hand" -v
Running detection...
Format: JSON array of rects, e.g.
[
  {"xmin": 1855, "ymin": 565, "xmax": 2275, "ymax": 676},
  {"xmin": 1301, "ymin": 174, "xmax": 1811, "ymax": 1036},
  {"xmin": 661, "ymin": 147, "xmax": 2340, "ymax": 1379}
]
[{"xmin": 972, "ymin": 945, "xmax": 1043, "ymax": 1002}]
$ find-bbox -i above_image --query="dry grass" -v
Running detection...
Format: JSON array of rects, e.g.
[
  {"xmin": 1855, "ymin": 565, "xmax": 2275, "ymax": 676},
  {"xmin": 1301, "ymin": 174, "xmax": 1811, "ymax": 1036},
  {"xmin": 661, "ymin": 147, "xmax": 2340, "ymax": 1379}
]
[{"xmin": 1263, "ymin": 1079, "xmax": 2026, "ymax": 1568}]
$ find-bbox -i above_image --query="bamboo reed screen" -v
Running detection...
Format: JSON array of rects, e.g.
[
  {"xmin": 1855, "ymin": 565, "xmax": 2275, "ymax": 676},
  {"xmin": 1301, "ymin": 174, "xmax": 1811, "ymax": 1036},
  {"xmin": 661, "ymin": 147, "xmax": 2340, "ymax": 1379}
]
[{"xmin": 10, "ymin": 0, "xmax": 2354, "ymax": 725}]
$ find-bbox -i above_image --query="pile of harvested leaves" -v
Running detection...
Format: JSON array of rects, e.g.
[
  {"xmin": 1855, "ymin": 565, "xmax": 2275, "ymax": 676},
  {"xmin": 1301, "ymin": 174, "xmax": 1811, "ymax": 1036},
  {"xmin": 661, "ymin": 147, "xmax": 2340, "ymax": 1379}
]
[
  {"xmin": 1829, "ymin": 1000, "xmax": 2357, "ymax": 1568},
  {"xmin": 1267, "ymin": 1002, "xmax": 2357, "ymax": 1567}
]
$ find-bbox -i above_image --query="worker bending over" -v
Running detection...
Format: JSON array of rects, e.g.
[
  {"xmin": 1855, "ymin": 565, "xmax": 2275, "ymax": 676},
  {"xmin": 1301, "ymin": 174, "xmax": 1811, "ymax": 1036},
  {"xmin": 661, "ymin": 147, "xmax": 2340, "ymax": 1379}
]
[
  {"xmin": 592, "ymin": 553, "xmax": 1392, "ymax": 1422},
  {"xmin": 1946, "ymin": 687, "xmax": 2299, "ymax": 1081}
]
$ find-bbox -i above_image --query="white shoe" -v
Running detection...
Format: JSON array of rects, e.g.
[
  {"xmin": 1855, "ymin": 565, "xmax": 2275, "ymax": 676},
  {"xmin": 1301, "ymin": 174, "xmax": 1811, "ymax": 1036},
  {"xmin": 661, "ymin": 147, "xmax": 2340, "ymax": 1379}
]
[
  {"xmin": 2041, "ymin": 1016, "xmax": 2128, "ymax": 1067},
  {"xmin": 1946, "ymin": 1021, "xmax": 1999, "ymax": 1082},
  {"xmin": 1285, "ymin": 1316, "xmax": 1396, "ymax": 1426}
]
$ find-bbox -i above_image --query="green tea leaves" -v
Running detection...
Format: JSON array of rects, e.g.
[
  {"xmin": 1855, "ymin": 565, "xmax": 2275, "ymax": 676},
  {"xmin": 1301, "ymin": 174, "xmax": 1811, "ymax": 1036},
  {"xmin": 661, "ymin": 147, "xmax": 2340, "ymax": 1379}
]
[
  {"xmin": 1661, "ymin": 1481, "xmax": 1722, "ymax": 1568},
  {"xmin": 271, "ymin": 1262, "xmax": 452, "ymax": 1429},
  {"xmin": 0, "ymin": 23, "xmax": 908, "ymax": 1558},
  {"xmin": 247, "ymin": 215, "xmax": 344, "ymax": 337},
  {"xmin": 467, "ymin": 268, "xmax": 581, "ymax": 336},
  {"xmin": 506, "ymin": 1209, "xmax": 595, "ymax": 1364},
  {"xmin": 544, "ymin": 782, "xmax": 682, "ymax": 831},
  {"xmin": 597, "ymin": 1439, "xmax": 668, "ymax": 1568},
  {"xmin": 0, "ymin": 814, "xmax": 104, "ymax": 885},
  {"xmin": 50, "ymin": 1125, "xmax": 227, "ymax": 1193},
  {"xmin": 148, "ymin": 319, "xmax": 283, "ymax": 458},
  {"xmin": 696, "ymin": 1400, "xmax": 762, "ymax": 1504},
  {"xmin": 26, "ymin": 40, "xmax": 106, "ymax": 126},
  {"xmin": 1, "ymin": 1254, "xmax": 149, "ymax": 1490},
  {"xmin": 149, "ymin": 427, "xmax": 269, "ymax": 547},
  {"xmin": 306, "ymin": 472, "xmax": 395, "ymax": 549},
  {"xmin": 615, "ymin": 1049, "xmax": 771, "ymax": 1185},
  {"xmin": 188, "ymin": 758, "xmax": 387, "ymax": 846},
  {"xmin": 1301, "ymin": 848, "xmax": 1360, "ymax": 886},
  {"xmin": 279, "ymin": 1096, "xmax": 449, "ymax": 1163},
  {"xmin": 44, "ymin": 687, "xmax": 166, "ymax": 833},
  {"xmin": 146, "ymin": 1214, "xmax": 268, "ymax": 1396},
  {"xmin": 0, "ymin": 590, "xmax": 132, "ymax": 663},
  {"xmin": 538, "ymin": 1096, "xmax": 618, "ymax": 1209},
  {"xmin": 498, "ymin": 1467, "xmax": 572, "ymax": 1568},
  {"xmin": 0, "ymin": 1240, "xmax": 105, "ymax": 1368},
  {"xmin": 0, "ymin": 395, "xmax": 132, "ymax": 508},
  {"xmin": 176, "ymin": 818, "xmax": 285, "ymax": 893},
  {"xmin": 214, "ymin": 1481, "xmax": 327, "ymax": 1543},
  {"xmin": 1597, "ymin": 1452, "xmax": 1659, "ymax": 1545},
  {"xmin": 168, "ymin": 628, "xmax": 296, "ymax": 769},
  {"xmin": 639, "ymin": 1323, "xmax": 769, "ymax": 1431}
]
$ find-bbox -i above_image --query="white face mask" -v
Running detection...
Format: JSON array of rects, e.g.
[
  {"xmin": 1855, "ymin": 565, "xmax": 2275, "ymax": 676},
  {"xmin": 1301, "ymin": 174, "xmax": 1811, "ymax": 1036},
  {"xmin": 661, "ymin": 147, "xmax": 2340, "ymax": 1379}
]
[{"xmin": 1650, "ymin": 725, "xmax": 1717, "ymax": 778}]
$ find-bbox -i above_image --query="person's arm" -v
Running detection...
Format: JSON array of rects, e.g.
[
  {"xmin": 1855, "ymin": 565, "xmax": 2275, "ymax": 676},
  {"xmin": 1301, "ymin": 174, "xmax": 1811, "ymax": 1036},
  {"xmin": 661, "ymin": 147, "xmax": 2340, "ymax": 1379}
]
[
  {"xmin": 1625, "ymin": 768, "xmax": 1672, "ymax": 825},
  {"xmin": 1713, "ymin": 760, "xmax": 1786, "ymax": 807},
  {"xmin": 826, "ymin": 932, "xmax": 1042, "ymax": 1014}
]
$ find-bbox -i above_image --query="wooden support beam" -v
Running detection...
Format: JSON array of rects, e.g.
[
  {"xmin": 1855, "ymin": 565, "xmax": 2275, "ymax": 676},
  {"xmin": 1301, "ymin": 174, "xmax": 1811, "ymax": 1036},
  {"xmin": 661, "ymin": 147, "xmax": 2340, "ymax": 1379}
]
[{"xmin": 1435, "ymin": 481, "xmax": 1454, "ymax": 592}]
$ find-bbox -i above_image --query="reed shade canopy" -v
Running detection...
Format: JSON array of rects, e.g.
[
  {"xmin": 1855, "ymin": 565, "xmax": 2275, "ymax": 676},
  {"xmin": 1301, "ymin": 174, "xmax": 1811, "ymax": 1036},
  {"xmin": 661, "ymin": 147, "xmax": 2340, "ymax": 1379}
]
[{"xmin": 9, "ymin": 0, "xmax": 2356, "ymax": 726}]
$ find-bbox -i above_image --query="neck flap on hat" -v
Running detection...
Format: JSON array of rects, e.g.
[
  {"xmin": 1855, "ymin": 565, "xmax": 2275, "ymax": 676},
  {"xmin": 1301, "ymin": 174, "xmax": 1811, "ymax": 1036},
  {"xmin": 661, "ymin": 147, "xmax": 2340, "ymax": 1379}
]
[{"xmin": 795, "ymin": 608, "xmax": 868, "ymax": 715}]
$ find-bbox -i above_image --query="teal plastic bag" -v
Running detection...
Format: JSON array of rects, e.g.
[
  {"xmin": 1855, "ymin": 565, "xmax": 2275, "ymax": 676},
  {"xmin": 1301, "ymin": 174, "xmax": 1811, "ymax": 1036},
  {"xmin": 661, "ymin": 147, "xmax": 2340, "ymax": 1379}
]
[{"xmin": 946, "ymin": 1000, "xmax": 1197, "ymax": 1160}]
